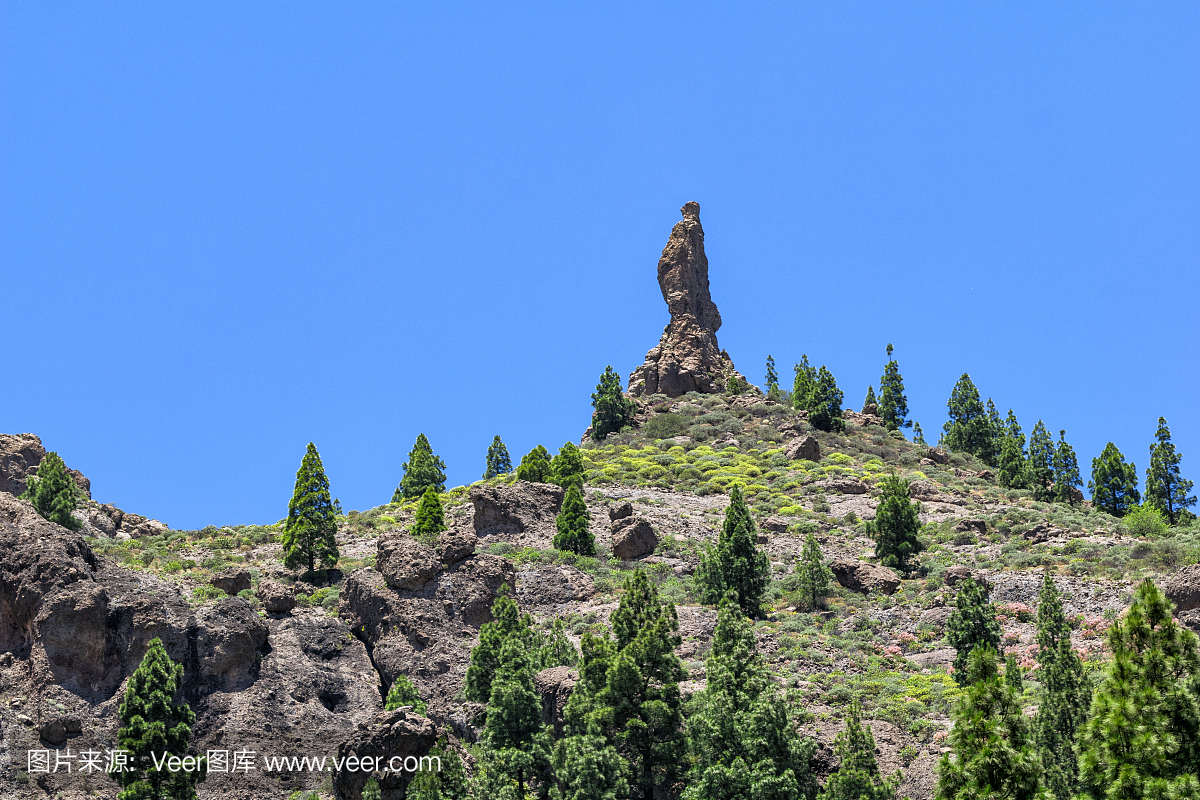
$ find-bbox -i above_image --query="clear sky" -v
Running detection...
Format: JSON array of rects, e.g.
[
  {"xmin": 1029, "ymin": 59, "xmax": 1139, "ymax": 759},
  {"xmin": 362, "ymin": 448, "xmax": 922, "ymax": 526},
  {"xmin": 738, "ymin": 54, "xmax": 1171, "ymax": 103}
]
[{"xmin": 3, "ymin": 3, "xmax": 1197, "ymax": 529}]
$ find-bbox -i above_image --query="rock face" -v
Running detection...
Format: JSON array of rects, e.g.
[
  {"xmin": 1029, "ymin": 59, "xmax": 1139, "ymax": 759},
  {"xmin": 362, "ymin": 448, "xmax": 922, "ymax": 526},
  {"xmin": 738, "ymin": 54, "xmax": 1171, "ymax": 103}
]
[
  {"xmin": 0, "ymin": 433, "xmax": 90, "ymax": 498},
  {"xmin": 332, "ymin": 708, "xmax": 438, "ymax": 800},
  {"xmin": 1164, "ymin": 565, "xmax": 1200, "ymax": 614},
  {"xmin": 627, "ymin": 202, "xmax": 748, "ymax": 397},
  {"xmin": 829, "ymin": 558, "xmax": 901, "ymax": 595},
  {"xmin": 785, "ymin": 435, "xmax": 821, "ymax": 462},
  {"xmin": 210, "ymin": 566, "xmax": 251, "ymax": 595},
  {"xmin": 258, "ymin": 579, "xmax": 297, "ymax": 613},
  {"xmin": 378, "ymin": 535, "xmax": 441, "ymax": 591},
  {"xmin": 535, "ymin": 666, "xmax": 577, "ymax": 736},
  {"xmin": 471, "ymin": 481, "xmax": 564, "ymax": 546},
  {"xmin": 518, "ymin": 565, "xmax": 596, "ymax": 610},
  {"xmin": 611, "ymin": 516, "xmax": 659, "ymax": 559}
]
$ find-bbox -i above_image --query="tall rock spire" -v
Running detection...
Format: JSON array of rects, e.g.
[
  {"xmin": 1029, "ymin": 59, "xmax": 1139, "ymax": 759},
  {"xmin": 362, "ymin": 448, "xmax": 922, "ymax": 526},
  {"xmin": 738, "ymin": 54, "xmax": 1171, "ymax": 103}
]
[{"xmin": 627, "ymin": 202, "xmax": 747, "ymax": 397}]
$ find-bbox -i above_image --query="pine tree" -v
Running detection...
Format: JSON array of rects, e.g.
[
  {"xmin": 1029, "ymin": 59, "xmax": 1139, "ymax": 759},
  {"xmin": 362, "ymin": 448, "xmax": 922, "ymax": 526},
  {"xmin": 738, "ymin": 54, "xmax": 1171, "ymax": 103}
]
[
  {"xmin": 411, "ymin": 486, "xmax": 447, "ymax": 544},
  {"xmin": 482, "ymin": 636, "xmax": 553, "ymax": 800},
  {"xmin": 21, "ymin": 451, "xmax": 81, "ymax": 530},
  {"xmin": 465, "ymin": 589, "xmax": 535, "ymax": 703},
  {"xmin": 818, "ymin": 700, "xmax": 902, "ymax": 800},
  {"xmin": 795, "ymin": 530, "xmax": 833, "ymax": 610},
  {"xmin": 913, "ymin": 422, "xmax": 926, "ymax": 445},
  {"xmin": 685, "ymin": 594, "xmax": 817, "ymax": 800},
  {"xmin": 1076, "ymin": 579, "xmax": 1200, "ymax": 799},
  {"xmin": 384, "ymin": 674, "xmax": 428, "ymax": 715},
  {"xmin": 535, "ymin": 616, "xmax": 579, "ymax": 670},
  {"xmin": 1026, "ymin": 422, "xmax": 1056, "ymax": 501},
  {"xmin": 516, "ymin": 445, "xmax": 553, "ymax": 483},
  {"xmin": 282, "ymin": 442, "xmax": 340, "ymax": 574},
  {"xmin": 553, "ymin": 483, "xmax": 595, "ymax": 556},
  {"xmin": 765, "ymin": 355, "xmax": 780, "ymax": 399},
  {"xmin": 1005, "ymin": 654, "xmax": 1024, "ymax": 693},
  {"xmin": 946, "ymin": 577, "xmax": 1001, "ymax": 679},
  {"xmin": 1145, "ymin": 417, "xmax": 1197, "ymax": 524},
  {"xmin": 551, "ymin": 441, "xmax": 586, "ymax": 491},
  {"xmin": 114, "ymin": 638, "xmax": 205, "ymax": 800},
  {"xmin": 408, "ymin": 737, "xmax": 469, "ymax": 800},
  {"xmin": 695, "ymin": 486, "xmax": 770, "ymax": 618},
  {"xmin": 998, "ymin": 410, "xmax": 1028, "ymax": 490},
  {"xmin": 1089, "ymin": 442, "xmax": 1140, "ymax": 517},
  {"xmin": 1053, "ymin": 430, "xmax": 1082, "ymax": 504},
  {"xmin": 866, "ymin": 474, "xmax": 924, "ymax": 576},
  {"xmin": 808, "ymin": 365, "xmax": 846, "ymax": 433},
  {"xmin": 1034, "ymin": 571, "xmax": 1091, "ymax": 800},
  {"xmin": 878, "ymin": 343, "xmax": 910, "ymax": 431},
  {"xmin": 793, "ymin": 356, "xmax": 817, "ymax": 413},
  {"xmin": 395, "ymin": 433, "xmax": 447, "ymax": 502},
  {"xmin": 935, "ymin": 647, "xmax": 1049, "ymax": 800},
  {"xmin": 591, "ymin": 365, "xmax": 637, "ymax": 442},
  {"xmin": 863, "ymin": 385, "xmax": 878, "ymax": 412},
  {"xmin": 554, "ymin": 633, "xmax": 629, "ymax": 800},
  {"xmin": 987, "ymin": 399, "xmax": 1004, "ymax": 452},
  {"xmin": 484, "ymin": 435, "xmax": 513, "ymax": 479},
  {"xmin": 942, "ymin": 374, "xmax": 997, "ymax": 465}
]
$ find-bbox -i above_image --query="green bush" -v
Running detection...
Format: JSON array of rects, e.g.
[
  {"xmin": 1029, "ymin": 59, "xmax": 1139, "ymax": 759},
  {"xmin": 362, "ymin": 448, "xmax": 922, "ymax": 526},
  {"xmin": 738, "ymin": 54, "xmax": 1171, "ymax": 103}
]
[
  {"xmin": 1121, "ymin": 504, "xmax": 1170, "ymax": 538},
  {"xmin": 643, "ymin": 413, "xmax": 689, "ymax": 439}
]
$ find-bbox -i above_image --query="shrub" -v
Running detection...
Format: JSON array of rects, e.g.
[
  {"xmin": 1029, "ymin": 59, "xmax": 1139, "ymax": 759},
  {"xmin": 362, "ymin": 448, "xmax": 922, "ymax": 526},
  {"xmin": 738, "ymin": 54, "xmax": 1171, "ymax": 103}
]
[
  {"xmin": 643, "ymin": 413, "xmax": 688, "ymax": 440},
  {"xmin": 1121, "ymin": 504, "xmax": 1169, "ymax": 538}
]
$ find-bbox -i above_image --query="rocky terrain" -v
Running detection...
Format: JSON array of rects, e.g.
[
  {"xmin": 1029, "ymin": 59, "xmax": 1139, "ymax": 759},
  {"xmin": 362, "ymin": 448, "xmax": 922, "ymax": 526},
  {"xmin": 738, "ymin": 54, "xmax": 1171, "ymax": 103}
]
[{"xmin": 2, "ymin": 204, "xmax": 1197, "ymax": 800}]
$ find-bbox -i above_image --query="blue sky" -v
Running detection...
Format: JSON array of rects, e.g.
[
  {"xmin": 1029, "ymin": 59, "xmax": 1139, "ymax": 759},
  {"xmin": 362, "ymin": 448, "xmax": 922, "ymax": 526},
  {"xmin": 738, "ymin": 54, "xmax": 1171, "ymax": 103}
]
[{"xmin": 3, "ymin": 3, "xmax": 1197, "ymax": 529}]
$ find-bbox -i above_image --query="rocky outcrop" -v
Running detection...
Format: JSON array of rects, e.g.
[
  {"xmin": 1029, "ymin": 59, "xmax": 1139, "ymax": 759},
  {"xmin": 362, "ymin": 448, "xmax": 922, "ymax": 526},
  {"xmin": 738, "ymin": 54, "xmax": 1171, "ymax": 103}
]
[
  {"xmin": 193, "ymin": 597, "xmax": 269, "ymax": 690},
  {"xmin": 517, "ymin": 565, "xmax": 595, "ymax": 610},
  {"xmin": 210, "ymin": 566, "xmax": 251, "ymax": 595},
  {"xmin": 829, "ymin": 558, "xmax": 901, "ymax": 595},
  {"xmin": 627, "ymin": 202, "xmax": 747, "ymax": 397},
  {"xmin": 785, "ymin": 435, "xmax": 821, "ymax": 462},
  {"xmin": 378, "ymin": 535, "xmax": 441, "ymax": 591},
  {"xmin": 609, "ymin": 502, "xmax": 633, "ymax": 521},
  {"xmin": 332, "ymin": 708, "xmax": 438, "ymax": 800},
  {"xmin": 612, "ymin": 516, "xmax": 659, "ymax": 559},
  {"xmin": 0, "ymin": 433, "xmax": 90, "ymax": 498},
  {"xmin": 535, "ymin": 666, "xmax": 577, "ymax": 736},
  {"xmin": 471, "ymin": 481, "xmax": 564, "ymax": 546},
  {"xmin": 258, "ymin": 579, "xmax": 297, "ymax": 613},
  {"xmin": 1164, "ymin": 565, "xmax": 1200, "ymax": 614},
  {"xmin": 437, "ymin": 526, "xmax": 478, "ymax": 566},
  {"xmin": 812, "ymin": 477, "xmax": 868, "ymax": 495},
  {"xmin": 925, "ymin": 448, "xmax": 950, "ymax": 465}
]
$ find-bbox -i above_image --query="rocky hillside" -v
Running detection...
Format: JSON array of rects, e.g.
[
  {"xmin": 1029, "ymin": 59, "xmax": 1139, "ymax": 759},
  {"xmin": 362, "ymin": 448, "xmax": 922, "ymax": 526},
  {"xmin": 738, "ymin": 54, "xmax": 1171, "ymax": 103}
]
[{"xmin": 2, "ymin": 204, "xmax": 1197, "ymax": 800}]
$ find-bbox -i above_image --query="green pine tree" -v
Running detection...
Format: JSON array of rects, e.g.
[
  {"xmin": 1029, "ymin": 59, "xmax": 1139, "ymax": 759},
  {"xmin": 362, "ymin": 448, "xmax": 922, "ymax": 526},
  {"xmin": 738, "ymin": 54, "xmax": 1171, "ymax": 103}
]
[
  {"xmin": 282, "ymin": 442, "xmax": 340, "ymax": 574},
  {"xmin": 998, "ymin": 410, "xmax": 1028, "ymax": 490},
  {"xmin": 1089, "ymin": 442, "xmax": 1141, "ymax": 517},
  {"xmin": 408, "ymin": 737, "xmax": 469, "ymax": 800},
  {"xmin": 536, "ymin": 616, "xmax": 579, "ymax": 670},
  {"xmin": 765, "ymin": 355, "xmax": 780, "ymax": 399},
  {"xmin": 1145, "ymin": 417, "xmax": 1197, "ymax": 524},
  {"xmin": 942, "ymin": 374, "xmax": 997, "ymax": 466},
  {"xmin": 1026, "ymin": 422, "xmax": 1055, "ymax": 501},
  {"xmin": 818, "ymin": 700, "xmax": 902, "ymax": 800},
  {"xmin": 553, "ymin": 483, "xmax": 595, "ymax": 556},
  {"xmin": 793, "ymin": 356, "xmax": 817, "ymax": 413},
  {"xmin": 554, "ymin": 632, "xmax": 629, "ymax": 800},
  {"xmin": 912, "ymin": 422, "xmax": 926, "ymax": 445},
  {"xmin": 1076, "ymin": 579, "xmax": 1200, "ymax": 799},
  {"xmin": 986, "ymin": 399, "xmax": 1004, "ymax": 455},
  {"xmin": 1004, "ymin": 654, "xmax": 1024, "ymax": 693},
  {"xmin": 695, "ymin": 486, "xmax": 770, "ymax": 618},
  {"xmin": 484, "ymin": 435, "xmax": 514, "ymax": 479},
  {"xmin": 878, "ymin": 343, "xmax": 910, "ymax": 431},
  {"xmin": 866, "ymin": 473, "xmax": 925, "ymax": 576},
  {"xmin": 935, "ymin": 647, "xmax": 1049, "ymax": 800},
  {"xmin": 591, "ymin": 365, "xmax": 638, "ymax": 442},
  {"xmin": 21, "ymin": 451, "xmax": 81, "ymax": 530},
  {"xmin": 1053, "ymin": 430, "xmax": 1082, "ymax": 504},
  {"xmin": 516, "ymin": 445, "xmax": 554, "ymax": 483},
  {"xmin": 384, "ymin": 674, "xmax": 428, "ymax": 715},
  {"xmin": 863, "ymin": 385, "xmax": 878, "ymax": 412},
  {"xmin": 795, "ymin": 529, "xmax": 833, "ymax": 610},
  {"xmin": 684, "ymin": 593, "xmax": 818, "ymax": 800},
  {"xmin": 482, "ymin": 636, "xmax": 553, "ymax": 800},
  {"xmin": 114, "ymin": 638, "xmax": 205, "ymax": 800},
  {"xmin": 808, "ymin": 365, "xmax": 846, "ymax": 433},
  {"xmin": 395, "ymin": 433, "xmax": 447, "ymax": 502},
  {"xmin": 946, "ymin": 577, "xmax": 1001, "ymax": 679},
  {"xmin": 551, "ymin": 441, "xmax": 586, "ymax": 491},
  {"xmin": 411, "ymin": 486, "xmax": 448, "ymax": 544},
  {"xmin": 1034, "ymin": 571, "xmax": 1091, "ymax": 800},
  {"xmin": 465, "ymin": 588, "xmax": 536, "ymax": 703}
]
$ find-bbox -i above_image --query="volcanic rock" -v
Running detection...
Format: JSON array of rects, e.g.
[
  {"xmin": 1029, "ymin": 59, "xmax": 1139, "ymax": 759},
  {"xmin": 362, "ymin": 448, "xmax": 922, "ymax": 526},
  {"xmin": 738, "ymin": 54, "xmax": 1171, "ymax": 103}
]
[
  {"xmin": 258, "ymin": 579, "xmax": 297, "ymax": 613},
  {"xmin": 377, "ymin": 535, "xmax": 440, "ymax": 591},
  {"xmin": 332, "ymin": 708, "xmax": 438, "ymax": 800},
  {"xmin": 612, "ymin": 516, "xmax": 659, "ymax": 559},
  {"xmin": 609, "ymin": 501, "xmax": 634, "ymax": 521},
  {"xmin": 627, "ymin": 202, "xmax": 748, "ymax": 397},
  {"xmin": 785, "ymin": 435, "xmax": 821, "ymax": 462},
  {"xmin": 535, "ymin": 666, "xmax": 577, "ymax": 736},
  {"xmin": 471, "ymin": 481, "xmax": 564, "ymax": 545},
  {"xmin": 210, "ymin": 566, "xmax": 251, "ymax": 595},
  {"xmin": 1164, "ymin": 565, "xmax": 1200, "ymax": 614},
  {"xmin": 0, "ymin": 433, "xmax": 91, "ymax": 498},
  {"xmin": 829, "ymin": 558, "xmax": 901, "ymax": 595}
]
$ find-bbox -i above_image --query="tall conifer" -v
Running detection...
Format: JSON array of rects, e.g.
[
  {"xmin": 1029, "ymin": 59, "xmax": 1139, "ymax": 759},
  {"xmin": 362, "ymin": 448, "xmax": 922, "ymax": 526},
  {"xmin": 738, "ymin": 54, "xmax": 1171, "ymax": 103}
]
[
  {"xmin": 1089, "ymin": 442, "xmax": 1140, "ymax": 517},
  {"xmin": 1026, "ymin": 421, "xmax": 1056, "ymax": 501},
  {"xmin": 483, "ymin": 435, "xmax": 513, "ymax": 479},
  {"xmin": 1034, "ymin": 571, "xmax": 1091, "ymax": 800},
  {"xmin": 998, "ymin": 410, "xmax": 1028, "ymax": 490},
  {"xmin": 395, "ymin": 433, "xmax": 447, "ymax": 502},
  {"xmin": 282, "ymin": 442, "xmax": 340, "ymax": 573},
  {"xmin": 551, "ymin": 441, "xmax": 586, "ymax": 491},
  {"xmin": 878, "ymin": 343, "xmax": 910, "ymax": 431},
  {"xmin": 411, "ymin": 486, "xmax": 447, "ymax": 544},
  {"xmin": 863, "ymin": 385, "xmax": 877, "ymax": 412},
  {"xmin": 696, "ymin": 486, "xmax": 770, "ymax": 618},
  {"xmin": 591, "ymin": 366, "xmax": 637, "ymax": 442},
  {"xmin": 946, "ymin": 577, "xmax": 1001, "ymax": 678},
  {"xmin": 1053, "ymin": 430, "xmax": 1082, "ymax": 504},
  {"xmin": 765, "ymin": 355, "xmax": 780, "ymax": 398},
  {"xmin": 942, "ymin": 374, "xmax": 997, "ymax": 465},
  {"xmin": 808, "ymin": 365, "xmax": 846, "ymax": 433},
  {"xmin": 796, "ymin": 529, "xmax": 833, "ymax": 610},
  {"xmin": 516, "ymin": 445, "xmax": 553, "ymax": 483},
  {"xmin": 866, "ymin": 474, "xmax": 924, "ymax": 575},
  {"xmin": 21, "ymin": 451, "xmax": 81, "ymax": 530},
  {"xmin": 819, "ymin": 700, "xmax": 901, "ymax": 800},
  {"xmin": 1145, "ymin": 417, "xmax": 1197, "ymax": 524},
  {"xmin": 553, "ymin": 483, "xmax": 595, "ymax": 556}
]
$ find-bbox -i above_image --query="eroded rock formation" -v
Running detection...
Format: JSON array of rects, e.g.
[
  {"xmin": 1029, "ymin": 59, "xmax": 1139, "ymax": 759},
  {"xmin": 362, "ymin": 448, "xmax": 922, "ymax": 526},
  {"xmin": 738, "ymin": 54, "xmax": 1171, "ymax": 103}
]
[{"xmin": 628, "ymin": 202, "xmax": 748, "ymax": 397}]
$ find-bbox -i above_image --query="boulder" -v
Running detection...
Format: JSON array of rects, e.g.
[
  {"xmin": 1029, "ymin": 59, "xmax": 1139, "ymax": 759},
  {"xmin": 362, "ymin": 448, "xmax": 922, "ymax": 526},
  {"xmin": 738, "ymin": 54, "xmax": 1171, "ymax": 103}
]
[
  {"xmin": 862, "ymin": 403, "xmax": 878, "ymax": 416},
  {"xmin": 378, "ymin": 535, "xmax": 440, "ymax": 591},
  {"xmin": 813, "ymin": 477, "xmax": 868, "ymax": 495},
  {"xmin": 210, "ymin": 567, "xmax": 251, "ymax": 596},
  {"xmin": 976, "ymin": 470, "xmax": 995, "ymax": 481},
  {"xmin": 193, "ymin": 597, "xmax": 270, "ymax": 690},
  {"xmin": 1179, "ymin": 609, "xmax": 1200, "ymax": 634},
  {"xmin": 535, "ymin": 667, "xmax": 577, "ymax": 736},
  {"xmin": 518, "ymin": 565, "xmax": 596, "ymax": 608},
  {"xmin": 908, "ymin": 480, "xmax": 938, "ymax": 500},
  {"xmin": 332, "ymin": 708, "xmax": 438, "ymax": 800},
  {"xmin": 436, "ymin": 526, "xmax": 478, "ymax": 566},
  {"xmin": 943, "ymin": 565, "xmax": 975, "ymax": 586},
  {"xmin": 1164, "ymin": 565, "xmax": 1200, "ymax": 614},
  {"xmin": 953, "ymin": 519, "xmax": 987, "ymax": 536},
  {"xmin": 918, "ymin": 606, "xmax": 954, "ymax": 631},
  {"xmin": 612, "ymin": 516, "xmax": 659, "ymax": 559},
  {"xmin": 926, "ymin": 448, "xmax": 950, "ymax": 465},
  {"xmin": 829, "ymin": 558, "xmax": 901, "ymax": 595},
  {"xmin": 258, "ymin": 579, "xmax": 296, "ymax": 613},
  {"xmin": 471, "ymin": 481, "xmax": 564, "ymax": 541},
  {"xmin": 609, "ymin": 502, "xmax": 634, "ymax": 521},
  {"xmin": 1022, "ymin": 523, "xmax": 1063, "ymax": 544},
  {"xmin": 627, "ymin": 202, "xmax": 748, "ymax": 397},
  {"xmin": 38, "ymin": 715, "xmax": 82, "ymax": 746},
  {"xmin": 785, "ymin": 435, "xmax": 821, "ymax": 462},
  {"xmin": 760, "ymin": 516, "xmax": 789, "ymax": 534}
]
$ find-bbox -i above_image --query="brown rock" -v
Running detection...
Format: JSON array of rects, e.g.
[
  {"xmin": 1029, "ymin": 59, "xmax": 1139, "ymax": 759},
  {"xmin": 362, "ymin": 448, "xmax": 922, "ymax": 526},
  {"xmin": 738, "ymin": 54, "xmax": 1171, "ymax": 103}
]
[
  {"xmin": 926, "ymin": 448, "xmax": 950, "ymax": 464},
  {"xmin": 436, "ymin": 526, "xmax": 478, "ymax": 566},
  {"xmin": 193, "ymin": 597, "xmax": 270, "ymax": 690},
  {"xmin": 535, "ymin": 666, "xmax": 577, "ymax": 736},
  {"xmin": 785, "ymin": 435, "xmax": 821, "ymax": 462},
  {"xmin": 760, "ymin": 516, "xmax": 789, "ymax": 534},
  {"xmin": 908, "ymin": 480, "xmax": 938, "ymax": 499},
  {"xmin": 953, "ymin": 519, "xmax": 987, "ymax": 536},
  {"xmin": 609, "ymin": 502, "xmax": 633, "ymax": 521},
  {"xmin": 627, "ymin": 202, "xmax": 748, "ymax": 397},
  {"xmin": 210, "ymin": 567, "xmax": 251, "ymax": 595},
  {"xmin": 1164, "ymin": 565, "xmax": 1200, "ymax": 614},
  {"xmin": 377, "ymin": 535, "xmax": 440, "ymax": 591},
  {"xmin": 258, "ymin": 579, "xmax": 297, "ymax": 613},
  {"xmin": 612, "ymin": 516, "xmax": 659, "ymax": 559},
  {"xmin": 976, "ymin": 469, "xmax": 995, "ymax": 480},
  {"xmin": 518, "ymin": 565, "xmax": 595, "ymax": 609},
  {"xmin": 829, "ymin": 558, "xmax": 901, "ymax": 595},
  {"xmin": 332, "ymin": 708, "xmax": 438, "ymax": 800},
  {"xmin": 919, "ymin": 606, "xmax": 954, "ymax": 630},
  {"xmin": 0, "ymin": 433, "xmax": 91, "ymax": 499},
  {"xmin": 813, "ymin": 477, "xmax": 868, "ymax": 495},
  {"xmin": 944, "ymin": 565, "xmax": 975, "ymax": 586},
  {"xmin": 862, "ymin": 403, "xmax": 878, "ymax": 416},
  {"xmin": 471, "ymin": 481, "xmax": 564, "ymax": 542}
]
